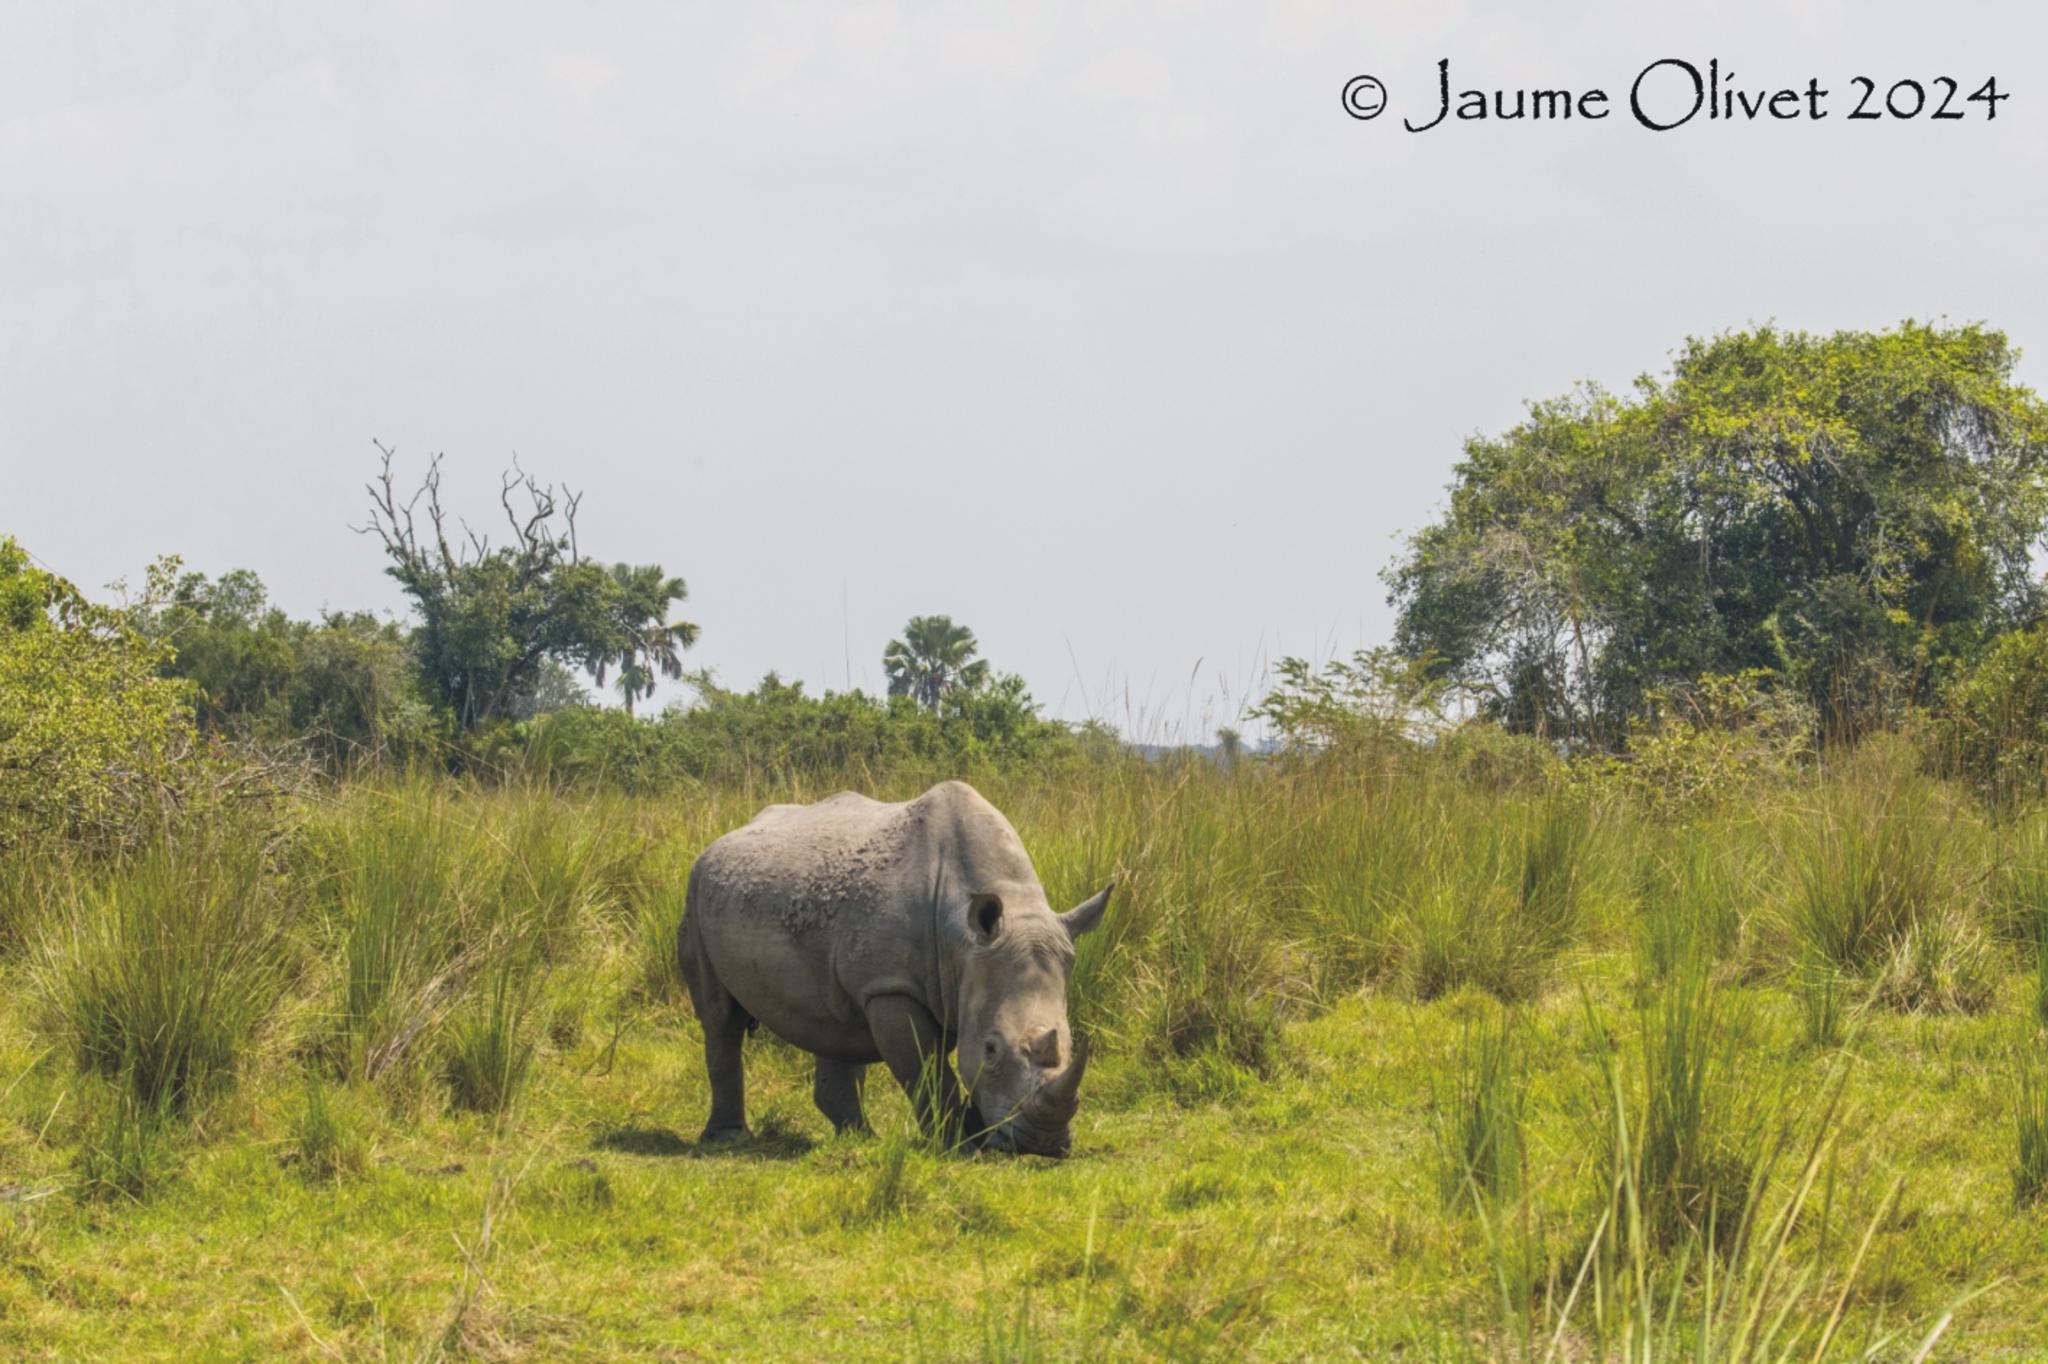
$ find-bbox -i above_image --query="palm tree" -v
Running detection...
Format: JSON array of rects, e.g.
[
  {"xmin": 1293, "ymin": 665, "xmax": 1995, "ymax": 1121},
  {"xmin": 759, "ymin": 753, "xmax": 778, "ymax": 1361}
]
[
  {"xmin": 591, "ymin": 563, "xmax": 699, "ymax": 715},
  {"xmin": 883, "ymin": 615, "xmax": 988, "ymax": 712}
]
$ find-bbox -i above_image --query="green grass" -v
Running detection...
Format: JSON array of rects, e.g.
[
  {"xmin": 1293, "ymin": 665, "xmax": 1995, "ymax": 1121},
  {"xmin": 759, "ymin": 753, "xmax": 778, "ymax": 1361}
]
[
  {"xmin": 5, "ymin": 757, "xmax": 2048, "ymax": 1356},
  {"xmin": 32, "ymin": 829, "xmax": 285, "ymax": 1113},
  {"xmin": 1433, "ymin": 1004, "xmax": 1525, "ymax": 1211}
]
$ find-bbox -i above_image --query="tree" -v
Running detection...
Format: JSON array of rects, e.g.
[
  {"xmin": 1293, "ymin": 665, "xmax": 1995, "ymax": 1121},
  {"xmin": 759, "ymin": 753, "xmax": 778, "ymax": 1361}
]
[
  {"xmin": 359, "ymin": 444, "xmax": 677, "ymax": 732},
  {"xmin": 1215, "ymin": 726, "xmax": 1243, "ymax": 768},
  {"xmin": 588, "ymin": 563, "xmax": 699, "ymax": 715},
  {"xmin": 1389, "ymin": 323, "xmax": 2048, "ymax": 748},
  {"xmin": 0, "ymin": 539, "xmax": 193, "ymax": 846},
  {"xmin": 144, "ymin": 568, "xmax": 440, "ymax": 766},
  {"xmin": 882, "ymin": 615, "xmax": 989, "ymax": 712}
]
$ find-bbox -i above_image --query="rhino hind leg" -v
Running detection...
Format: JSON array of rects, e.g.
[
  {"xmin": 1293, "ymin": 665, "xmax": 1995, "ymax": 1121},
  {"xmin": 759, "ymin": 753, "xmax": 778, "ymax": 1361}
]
[
  {"xmin": 678, "ymin": 903, "xmax": 751, "ymax": 1143},
  {"xmin": 696, "ymin": 1012, "xmax": 751, "ymax": 1143},
  {"xmin": 812, "ymin": 1058, "xmax": 869, "ymax": 1135},
  {"xmin": 867, "ymin": 995, "xmax": 968, "ymax": 1146}
]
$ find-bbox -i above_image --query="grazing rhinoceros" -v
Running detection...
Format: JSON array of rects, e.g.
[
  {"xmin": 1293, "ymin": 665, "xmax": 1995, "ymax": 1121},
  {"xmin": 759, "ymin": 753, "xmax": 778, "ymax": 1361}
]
[{"xmin": 677, "ymin": 780, "xmax": 1113, "ymax": 1156}]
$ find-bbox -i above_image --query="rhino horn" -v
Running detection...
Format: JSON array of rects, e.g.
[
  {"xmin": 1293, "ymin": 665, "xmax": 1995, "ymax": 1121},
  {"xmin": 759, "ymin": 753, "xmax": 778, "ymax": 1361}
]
[{"xmin": 1025, "ymin": 1037, "xmax": 1088, "ymax": 1125}]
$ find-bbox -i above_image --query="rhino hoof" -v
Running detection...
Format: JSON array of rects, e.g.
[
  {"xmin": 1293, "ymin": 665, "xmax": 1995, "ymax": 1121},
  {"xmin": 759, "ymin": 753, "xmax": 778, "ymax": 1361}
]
[{"xmin": 699, "ymin": 1123, "xmax": 751, "ymax": 1145}]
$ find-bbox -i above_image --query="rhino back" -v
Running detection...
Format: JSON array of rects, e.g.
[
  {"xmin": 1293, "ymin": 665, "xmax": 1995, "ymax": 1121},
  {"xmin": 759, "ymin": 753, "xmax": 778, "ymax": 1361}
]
[{"xmin": 685, "ymin": 783, "xmax": 1042, "ymax": 1052}]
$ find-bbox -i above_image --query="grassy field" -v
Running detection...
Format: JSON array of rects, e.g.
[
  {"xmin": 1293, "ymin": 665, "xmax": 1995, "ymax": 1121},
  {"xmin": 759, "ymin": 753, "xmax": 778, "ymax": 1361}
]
[{"xmin": 5, "ymin": 752, "xmax": 2048, "ymax": 1359}]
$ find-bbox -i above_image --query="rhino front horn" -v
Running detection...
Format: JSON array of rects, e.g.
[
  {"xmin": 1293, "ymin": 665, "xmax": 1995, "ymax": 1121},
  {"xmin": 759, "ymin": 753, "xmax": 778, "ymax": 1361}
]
[{"xmin": 1028, "ymin": 1037, "xmax": 1089, "ymax": 1124}]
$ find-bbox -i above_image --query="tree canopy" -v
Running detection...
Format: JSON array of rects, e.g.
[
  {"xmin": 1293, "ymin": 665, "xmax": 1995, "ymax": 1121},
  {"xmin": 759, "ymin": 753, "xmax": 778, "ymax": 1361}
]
[
  {"xmin": 0, "ymin": 540, "xmax": 193, "ymax": 846},
  {"xmin": 144, "ymin": 568, "xmax": 441, "ymax": 767},
  {"xmin": 360, "ymin": 446, "xmax": 694, "ymax": 732},
  {"xmin": 1389, "ymin": 322, "xmax": 2048, "ymax": 747},
  {"xmin": 588, "ymin": 563, "xmax": 699, "ymax": 715},
  {"xmin": 883, "ymin": 615, "xmax": 989, "ymax": 712}
]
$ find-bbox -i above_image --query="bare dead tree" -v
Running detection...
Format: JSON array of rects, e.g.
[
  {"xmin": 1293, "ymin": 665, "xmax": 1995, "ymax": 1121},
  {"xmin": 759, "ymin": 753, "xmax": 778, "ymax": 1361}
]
[{"xmin": 355, "ymin": 441, "xmax": 608, "ymax": 730}]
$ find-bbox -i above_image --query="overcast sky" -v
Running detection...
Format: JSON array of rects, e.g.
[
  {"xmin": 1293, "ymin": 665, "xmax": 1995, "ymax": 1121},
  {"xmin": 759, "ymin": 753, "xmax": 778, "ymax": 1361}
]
[{"xmin": 7, "ymin": 2, "xmax": 2045, "ymax": 741}]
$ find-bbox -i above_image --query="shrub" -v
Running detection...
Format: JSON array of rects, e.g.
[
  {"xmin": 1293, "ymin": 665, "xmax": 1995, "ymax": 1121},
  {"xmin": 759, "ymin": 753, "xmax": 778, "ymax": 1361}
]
[{"xmin": 1600, "ymin": 670, "xmax": 1815, "ymax": 813}]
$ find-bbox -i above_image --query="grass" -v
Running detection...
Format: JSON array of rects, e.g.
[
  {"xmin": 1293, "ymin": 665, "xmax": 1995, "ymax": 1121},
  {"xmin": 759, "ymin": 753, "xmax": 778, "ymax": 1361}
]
[
  {"xmin": 2018, "ymin": 1040, "xmax": 2048, "ymax": 1208},
  {"xmin": 4, "ymin": 755, "xmax": 2048, "ymax": 1356},
  {"xmin": 33, "ymin": 829, "xmax": 285, "ymax": 1113},
  {"xmin": 1434, "ymin": 1004, "xmax": 1525, "ymax": 1211}
]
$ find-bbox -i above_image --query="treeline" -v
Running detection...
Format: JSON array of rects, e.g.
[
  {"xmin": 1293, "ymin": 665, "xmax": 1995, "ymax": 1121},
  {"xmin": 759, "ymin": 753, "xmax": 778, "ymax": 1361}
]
[
  {"xmin": 14, "ymin": 320, "xmax": 2048, "ymax": 848},
  {"xmin": 0, "ymin": 531, "xmax": 1100, "ymax": 848},
  {"xmin": 135, "ymin": 562, "xmax": 1101, "ymax": 788}
]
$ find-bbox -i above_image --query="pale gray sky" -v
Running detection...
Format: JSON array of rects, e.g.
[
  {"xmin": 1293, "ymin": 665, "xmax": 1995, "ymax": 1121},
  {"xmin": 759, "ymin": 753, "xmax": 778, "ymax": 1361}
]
[{"xmin": 6, "ymin": 2, "xmax": 2045, "ymax": 741}]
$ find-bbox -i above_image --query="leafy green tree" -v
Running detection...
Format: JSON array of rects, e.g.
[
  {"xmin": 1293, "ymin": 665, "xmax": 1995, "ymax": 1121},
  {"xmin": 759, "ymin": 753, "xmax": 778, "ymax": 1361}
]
[
  {"xmin": 882, "ymin": 615, "xmax": 989, "ymax": 712},
  {"xmin": 0, "ymin": 539, "xmax": 193, "ymax": 846},
  {"xmin": 1389, "ymin": 322, "xmax": 2048, "ymax": 747},
  {"xmin": 588, "ymin": 563, "xmax": 699, "ymax": 715},
  {"xmin": 146, "ymin": 568, "xmax": 441, "ymax": 767},
  {"xmin": 360, "ymin": 446, "xmax": 680, "ymax": 732}
]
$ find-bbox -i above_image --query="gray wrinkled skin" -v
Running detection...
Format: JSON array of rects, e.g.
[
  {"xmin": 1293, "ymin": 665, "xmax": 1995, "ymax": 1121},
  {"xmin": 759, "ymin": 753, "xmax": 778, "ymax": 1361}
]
[{"xmin": 678, "ymin": 781, "xmax": 1113, "ymax": 1156}]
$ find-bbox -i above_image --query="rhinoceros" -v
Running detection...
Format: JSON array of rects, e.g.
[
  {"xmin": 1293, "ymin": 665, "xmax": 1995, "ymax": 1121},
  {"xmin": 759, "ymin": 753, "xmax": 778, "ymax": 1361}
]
[{"xmin": 677, "ymin": 780, "xmax": 1113, "ymax": 1156}]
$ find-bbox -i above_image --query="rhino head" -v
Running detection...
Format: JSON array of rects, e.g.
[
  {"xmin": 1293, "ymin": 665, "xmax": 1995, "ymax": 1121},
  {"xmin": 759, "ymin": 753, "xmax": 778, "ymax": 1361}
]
[{"xmin": 955, "ymin": 882, "xmax": 1114, "ymax": 1157}]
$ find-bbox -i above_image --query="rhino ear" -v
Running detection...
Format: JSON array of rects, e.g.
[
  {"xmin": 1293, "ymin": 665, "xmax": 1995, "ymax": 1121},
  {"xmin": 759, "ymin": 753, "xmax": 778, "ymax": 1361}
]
[
  {"xmin": 969, "ymin": 893, "xmax": 1005, "ymax": 944},
  {"xmin": 1058, "ymin": 883, "xmax": 1115, "ymax": 941}
]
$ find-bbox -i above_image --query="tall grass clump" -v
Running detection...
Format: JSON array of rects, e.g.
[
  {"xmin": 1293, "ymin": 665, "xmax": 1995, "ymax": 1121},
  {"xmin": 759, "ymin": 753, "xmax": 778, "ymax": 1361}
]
[
  {"xmin": 1633, "ymin": 954, "xmax": 1758, "ymax": 1249},
  {"xmin": 326, "ymin": 784, "xmax": 488, "ymax": 1082},
  {"xmin": 2016, "ymin": 1041, "xmax": 2048, "ymax": 1207},
  {"xmin": 1987, "ymin": 808, "xmax": 2048, "ymax": 947},
  {"xmin": 1406, "ymin": 795, "xmax": 1590, "ymax": 1004},
  {"xmin": 443, "ymin": 948, "xmax": 540, "ymax": 1115},
  {"xmin": 1632, "ymin": 831, "xmax": 1747, "ymax": 985},
  {"xmin": 74, "ymin": 1083, "xmax": 180, "ymax": 1202},
  {"xmin": 1434, "ymin": 1007, "xmax": 1525, "ymax": 1211},
  {"xmin": 2034, "ymin": 916, "xmax": 2048, "ymax": 1027},
  {"xmin": 491, "ymin": 787, "xmax": 650, "ymax": 958},
  {"xmin": 35, "ymin": 830, "xmax": 284, "ymax": 1114},
  {"xmin": 293, "ymin": 1073, "xmax": 369, "ymax": 1181},
  {"xmin": 1784, "ymin": 755, "xmax": 1990, "ymax": 1011},
  {"xmin": 1794, "ymin": 955, "xmax": 1848, "ymax": 1049},
  {"xmin": 0, "ymin": 848, "xmax": 65, "ymax": 956},
  {"xmin": 1107, "ymin": 772, "xmax": 1299, "ymax": 1095},
  {"xmin": 1496, "ymin": 1049, "xmax": 1970, "ymax": 1362},
  {"xmin": 1278, "ymin": 762, "xmax": 1436, "ymax": 998}
]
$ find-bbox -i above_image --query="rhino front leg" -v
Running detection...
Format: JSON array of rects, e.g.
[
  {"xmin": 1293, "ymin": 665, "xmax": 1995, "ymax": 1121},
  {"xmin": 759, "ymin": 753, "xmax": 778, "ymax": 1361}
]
[
  {"xmin": 812, "ymin": 1058, "xmax": 869, "ymax": 1135},
  {"xmin": 866, "ymin": 995, "xmax": 968, "ymax": 1145}
]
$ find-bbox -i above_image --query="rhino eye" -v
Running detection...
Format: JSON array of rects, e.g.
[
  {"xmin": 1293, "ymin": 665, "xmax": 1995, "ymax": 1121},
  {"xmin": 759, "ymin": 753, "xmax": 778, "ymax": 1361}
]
[{"xmin": 983, "ymin": 1038, "xmax": 1000, "ymax": 1059}]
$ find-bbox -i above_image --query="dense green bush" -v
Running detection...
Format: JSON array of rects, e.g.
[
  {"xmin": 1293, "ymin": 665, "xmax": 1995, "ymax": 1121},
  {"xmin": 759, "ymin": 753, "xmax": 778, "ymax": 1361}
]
[
  {"xmin": 505, "ymin": 670, "xmax": 1102, "ymax": 790},
  {"xmin": 1940, "ymin": 622, "xmax": 2048, "ymax": 806},
  {"xmin": 0, "ymin": 540, "xmax": 195, "ymax": 848},
  {"xmin": 144, "ymin": 568, "xmax": 446, "ymax": 769}
]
